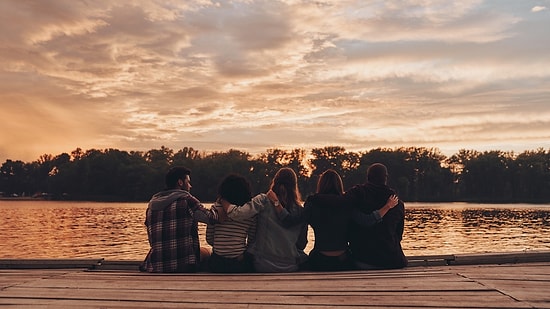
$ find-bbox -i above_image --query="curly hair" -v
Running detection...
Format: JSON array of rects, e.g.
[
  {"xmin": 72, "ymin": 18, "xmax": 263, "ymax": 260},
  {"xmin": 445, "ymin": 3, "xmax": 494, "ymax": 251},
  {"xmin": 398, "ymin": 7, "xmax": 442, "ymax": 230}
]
[{"xmin": 218, "ymin": 174, "xmax": 252, "ymax": 206}]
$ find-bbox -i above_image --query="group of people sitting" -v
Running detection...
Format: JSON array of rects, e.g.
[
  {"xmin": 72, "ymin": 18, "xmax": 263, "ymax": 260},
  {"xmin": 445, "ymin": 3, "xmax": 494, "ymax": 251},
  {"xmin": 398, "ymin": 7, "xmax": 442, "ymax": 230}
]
[{"xmin": 141, "ymin": 163, "xmax": 407, "ymax": 273}]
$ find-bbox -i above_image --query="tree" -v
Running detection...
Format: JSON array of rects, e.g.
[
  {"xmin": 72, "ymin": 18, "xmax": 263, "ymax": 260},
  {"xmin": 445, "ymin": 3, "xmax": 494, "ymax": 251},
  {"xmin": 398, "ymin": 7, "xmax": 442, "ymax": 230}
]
[
  {"xmin": 408, "ymin": 147, "xmax": 453, "ymax": 201},
  {"xmin": 253, "ymin": 148, "xmax": 293, "ymax": 193},
  {"xmin": 512, "ymin": 149, "xmax": 550, "ymax": 202},
  {"xmin": 460, "ymin": 150, "xmax": 514, "ymax": 202},
  {"xmin": 0, "ymin": 160, "xmax": 31, "ymax": 196},
  {"xmin": 360, "ymin": 148, "xmax": 411, "ymax": 198},
  {"xmin": 191, "ymin": 149, "xmax": 254, "ymax": 201},
  {"xmin": 0, "ymin": 146, "xmax": 547, "ymax": 203}
]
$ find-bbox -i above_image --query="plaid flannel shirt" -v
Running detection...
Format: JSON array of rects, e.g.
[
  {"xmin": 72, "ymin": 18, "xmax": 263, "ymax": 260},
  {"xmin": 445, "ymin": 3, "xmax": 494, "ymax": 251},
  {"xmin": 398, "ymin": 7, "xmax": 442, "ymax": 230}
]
[{"xmin": 143, "ymin": 191, "xmax": 218, "ymax": 272}]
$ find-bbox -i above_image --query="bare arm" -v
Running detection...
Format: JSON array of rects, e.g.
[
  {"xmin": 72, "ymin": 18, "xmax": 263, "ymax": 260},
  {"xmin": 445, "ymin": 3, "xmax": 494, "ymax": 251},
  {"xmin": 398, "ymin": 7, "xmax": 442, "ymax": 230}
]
[
  {"xmin": 378, "ymin": 194, "xmax": 399, "ymax": 217},
  {"xmin": 351, "ymin": 194, "xmax": 399, "ymax": 227}
]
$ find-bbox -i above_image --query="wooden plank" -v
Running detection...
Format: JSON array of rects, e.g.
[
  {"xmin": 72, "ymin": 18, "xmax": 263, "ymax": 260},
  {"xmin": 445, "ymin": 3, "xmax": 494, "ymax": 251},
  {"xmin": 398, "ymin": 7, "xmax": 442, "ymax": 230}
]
[
  {"xmin": 471, "ymin": 279, "xmax": 550, "ymax": 302},
  {"xmin": 454, "ymin": 262, "xmax": 550, "ymax": 277},
  {"xmin": 86, "ymin": 268, "xmax": 454, "ymax": 281},
  {"xmin": 2, "ymin": 298, "xmax": 531, "ymax": 309},
  {"xmin": 451, "ymin": 263, "xmax": 550, "ymax": 306},
  {"xmin": 407, "ymin": 254, "xmax": 455, "ymax": 266},
  {"xmin": 0, "ymin": 298, "xmax": 254, "ymax": 309},
  {"xmin": 452, "ymin": 251, "xmax": 550, "ymax": 265},
  {"xmin": 1, "ymin": 262, "xmax": 549, "ymax": 308},
  {"xmin": 15, "ymin": 276, "xmax": 485, "ymax": 292},
  {"xmin": 408, "ymin": 254, "xmax": 456, "ymax": 260},
  {"xmin": 96, "ymin": 260, "xmax": 141, "ymax": 270},
  {"xmin": 1, "ymin": 250, "xmax": 549, "ymax": 271},
  {"xmin": 0, "ymin": 259, "xmax": 103, "ymax": 269},
  {"xmin": 96, "ymin": 255, "xmax": 458, "ymax": 269},
  {"xmin": 0, "ymin": 288, "xmax": 530, "ymax": 308}
]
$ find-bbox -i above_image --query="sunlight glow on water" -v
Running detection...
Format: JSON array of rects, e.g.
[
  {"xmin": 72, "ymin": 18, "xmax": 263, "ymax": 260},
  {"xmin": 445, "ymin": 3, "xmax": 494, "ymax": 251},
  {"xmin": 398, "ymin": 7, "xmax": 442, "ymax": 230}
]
[{"xmin": 1, "ymin": 201, "xmax": 549, "ymax": 260}]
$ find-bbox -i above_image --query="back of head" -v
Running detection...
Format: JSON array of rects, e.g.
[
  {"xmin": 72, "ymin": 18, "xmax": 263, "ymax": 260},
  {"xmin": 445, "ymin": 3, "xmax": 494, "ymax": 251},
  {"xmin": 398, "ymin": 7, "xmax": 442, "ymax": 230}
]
[
  {"xmin": 218, "ymin": 174, "xmax": 252, "ymax": 206},
  {"xmin": 367, "ymin": 163, "xmax": 388, "ymax": 185},
  {"xmin": 317, "ymin": 169, "xmax": 344, "ymax": 195},
  {"xmin": 270, "ymin": 167, "xmax": 302, "ymax": 207},
  {"xmin": 165, "ymin": 166, "xmax": 191, "ymax": 189}
]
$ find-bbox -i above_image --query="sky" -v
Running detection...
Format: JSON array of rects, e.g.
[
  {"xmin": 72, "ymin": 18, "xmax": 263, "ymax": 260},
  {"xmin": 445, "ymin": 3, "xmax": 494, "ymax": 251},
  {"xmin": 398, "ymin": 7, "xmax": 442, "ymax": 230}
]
[{"xmin": 1, "ymin": 0, "xmax": 549, "ymax": 163}]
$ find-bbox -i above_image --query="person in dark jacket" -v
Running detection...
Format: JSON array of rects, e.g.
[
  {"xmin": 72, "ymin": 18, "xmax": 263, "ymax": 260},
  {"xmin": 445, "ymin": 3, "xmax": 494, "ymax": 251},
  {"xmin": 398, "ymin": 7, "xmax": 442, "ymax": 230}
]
[{"xmin": 347, "ymin": 163, "xmax": 408, "ymax": 269}]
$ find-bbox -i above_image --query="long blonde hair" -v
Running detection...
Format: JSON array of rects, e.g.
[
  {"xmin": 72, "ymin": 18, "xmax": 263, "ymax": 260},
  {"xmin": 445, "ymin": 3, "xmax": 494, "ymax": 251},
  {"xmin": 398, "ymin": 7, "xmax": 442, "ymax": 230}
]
[{"xmin": 270, "ymin": 167, "xmax": 302, "ymax": 208}]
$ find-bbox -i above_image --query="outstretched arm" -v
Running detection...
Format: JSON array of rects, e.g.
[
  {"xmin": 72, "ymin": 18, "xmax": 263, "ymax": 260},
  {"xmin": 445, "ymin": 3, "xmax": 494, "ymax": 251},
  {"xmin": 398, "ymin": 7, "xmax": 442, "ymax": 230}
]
[
  {"xmin": 192, "ymin": 202, "xmax": 220, "ymax": 224},
  {"xmin": 352, "ymin": 194, "xmax": 399, "ymax": 227},
  {"xmin": 181, "ymin": 194, "xmax": 220, "ymax": 224},
  {"xmin": 220, "ymin": 193, "xmax": 273, "ymax": 220},
  {"xmin": 272, "ymin": 191, "xmax": 310, "ymax": 227}
]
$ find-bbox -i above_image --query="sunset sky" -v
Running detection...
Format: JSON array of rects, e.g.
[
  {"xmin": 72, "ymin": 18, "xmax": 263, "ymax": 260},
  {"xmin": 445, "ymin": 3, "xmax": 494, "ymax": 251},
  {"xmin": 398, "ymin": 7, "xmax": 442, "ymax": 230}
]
[{"xmin": 1, "ymin": 0, "xmax": 549, "ymax": 163}]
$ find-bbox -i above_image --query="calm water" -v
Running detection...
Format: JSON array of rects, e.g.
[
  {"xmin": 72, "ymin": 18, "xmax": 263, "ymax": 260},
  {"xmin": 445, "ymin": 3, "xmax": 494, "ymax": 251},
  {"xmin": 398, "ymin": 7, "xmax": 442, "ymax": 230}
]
[{"xmin": 1, "ymin": 200, "xmax": 549, "ymax": 260}]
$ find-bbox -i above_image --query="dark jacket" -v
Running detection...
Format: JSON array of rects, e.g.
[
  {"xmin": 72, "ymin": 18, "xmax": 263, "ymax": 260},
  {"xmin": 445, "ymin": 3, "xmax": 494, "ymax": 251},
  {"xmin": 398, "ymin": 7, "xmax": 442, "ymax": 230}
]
[
  {"xmin": 278, "ymin": 193, "xmax": 383, "ymax": 252},
  {"xmin": 346, "ymin": 183, "xmax": 407, "ymax": 269}
]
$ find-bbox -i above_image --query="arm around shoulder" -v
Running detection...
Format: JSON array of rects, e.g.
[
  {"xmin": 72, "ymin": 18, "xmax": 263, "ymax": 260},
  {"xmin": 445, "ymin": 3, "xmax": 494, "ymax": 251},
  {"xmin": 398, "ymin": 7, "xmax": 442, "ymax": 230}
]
[
  {"xmin": 351, "ymin": 194, "xmax": 399, "ymax": 227},
  {"xmin": 378, "ymin": 194, "xmax": 399, "ymax": 217},
  {"xmin": 224, "ymin": 193, "xmax": 267, "ymax": 220}
]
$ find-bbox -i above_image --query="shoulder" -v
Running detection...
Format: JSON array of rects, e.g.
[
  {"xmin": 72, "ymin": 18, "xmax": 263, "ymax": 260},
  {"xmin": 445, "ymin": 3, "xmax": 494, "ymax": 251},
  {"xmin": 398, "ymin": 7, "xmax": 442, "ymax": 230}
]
[
  {"xmin": 286, "ymin": 202, "xmax": 304, "ymax": 214},
  {"xmin": 251, "ymin": 193, "xmax": 269, "ymax": 206},
  {"xmin": 306, "ymin": 193, "xmax": 343, "ymax": 204},
  {"xmin": 253, "ymin": 193, "xmax": 268, "ymax": 201},
  {"xmin": 346, "ymin": 184, "xmax": 366, "ymax": 196},
  {"xmin": 250, "ymin": 193, "xmax": 269, "ymax": 204},
  {"xmin": 178, "ymin": 192, "xmax": 201, "ymax": 207}
]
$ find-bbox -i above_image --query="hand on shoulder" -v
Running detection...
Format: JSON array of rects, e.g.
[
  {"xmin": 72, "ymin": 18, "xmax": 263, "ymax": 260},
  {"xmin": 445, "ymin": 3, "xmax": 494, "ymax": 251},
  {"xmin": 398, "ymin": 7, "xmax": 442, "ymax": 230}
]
[
  {"xmin": 266, "ymin": 189, "xmax": 283, "ymax": 212},
  {"xmin": 387, "ymin": 194, "xmax": 399, "ymax": 209}
]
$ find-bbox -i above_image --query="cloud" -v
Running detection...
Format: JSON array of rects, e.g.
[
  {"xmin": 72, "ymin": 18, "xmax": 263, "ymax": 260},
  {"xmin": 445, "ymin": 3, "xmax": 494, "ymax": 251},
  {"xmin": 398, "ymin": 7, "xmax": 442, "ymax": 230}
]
[
  {"xmin": 0, "ymin": 0, "xmax": 549, "ymax": 163},
  {"xmin": 531, "ymin": 6, "xmax": 547, "ymax": 12}
]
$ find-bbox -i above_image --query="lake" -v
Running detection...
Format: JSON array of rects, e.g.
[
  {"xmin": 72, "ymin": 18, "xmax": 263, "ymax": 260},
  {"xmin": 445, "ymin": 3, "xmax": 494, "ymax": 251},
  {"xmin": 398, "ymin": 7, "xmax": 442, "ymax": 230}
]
[{"xmin": 1, "ymin": 200, "xmax": 549, "ymax": 260}]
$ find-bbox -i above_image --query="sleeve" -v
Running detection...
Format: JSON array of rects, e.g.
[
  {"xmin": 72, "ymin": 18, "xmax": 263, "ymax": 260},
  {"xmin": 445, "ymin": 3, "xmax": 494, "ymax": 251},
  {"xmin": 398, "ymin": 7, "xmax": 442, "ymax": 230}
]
[
  {"xmin": 247, "ymin": 218, "xmax": 257, "ymax": 246},
  {"xmin": 351, "ymin": 207, "xmax": 383, "ymax": 226},
  {"xmin": 277, "ymin": 198, "xmax": 311, "ymax": 227},
  {"xmin": 206, "ymin": 223, "xmax": 214, "ymax": 246},
  {"xmin": 225, "ymin": 194, "xmax": 266, "ymax": 220},
  {"xmin": 186, "ymin": 195, "xmax": 219, "ymax": 224},
  {"xmin": 381, "ymin": 202, "xmax": 405, "ymax": 244},
  {"xmin": 295, "ymin": 222, "xmax": 308, "ymax": 251},
  {"xmin": 376, "ymin": 202, "xmax": 407, "ymax": 267}
]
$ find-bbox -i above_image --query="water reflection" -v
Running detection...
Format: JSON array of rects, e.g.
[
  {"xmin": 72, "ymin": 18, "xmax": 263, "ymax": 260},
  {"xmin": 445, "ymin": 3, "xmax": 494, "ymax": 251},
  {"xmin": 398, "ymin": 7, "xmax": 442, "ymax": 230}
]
[
  {"xmin": 2, "ymin": 201, "xmax": 149, "ymax": 260},
  {"xmin": 404, "ymin": 206, "xmax": 550, "ymax": 255},
  {"xmin": 1, "ymin": 200, "xmax": 549, "ymax": 260}
]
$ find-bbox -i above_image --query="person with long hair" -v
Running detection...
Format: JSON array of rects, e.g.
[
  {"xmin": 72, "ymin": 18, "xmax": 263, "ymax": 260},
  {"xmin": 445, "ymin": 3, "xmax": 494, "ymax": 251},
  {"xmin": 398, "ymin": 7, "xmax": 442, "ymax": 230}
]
[
  {"xmin": 220, "ymin": 167, "xmax": 308, "ymax": 272},
  {"xmin": 272, "ymin": 169, "xmax": 398, "ymax": 271}
]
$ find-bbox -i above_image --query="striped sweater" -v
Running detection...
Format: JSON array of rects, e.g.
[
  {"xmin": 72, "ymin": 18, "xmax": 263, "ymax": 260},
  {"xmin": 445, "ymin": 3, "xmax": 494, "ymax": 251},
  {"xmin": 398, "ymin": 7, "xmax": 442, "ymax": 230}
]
[{"xmin": 206, "ymin": 204, "xmax": 256, "ymax": 259}]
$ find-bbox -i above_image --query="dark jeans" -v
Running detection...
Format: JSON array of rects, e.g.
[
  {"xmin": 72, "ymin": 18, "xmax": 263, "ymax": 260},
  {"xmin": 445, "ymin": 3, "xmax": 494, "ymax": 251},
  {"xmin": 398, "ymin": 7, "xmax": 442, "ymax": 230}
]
[
  {"xmin": 306, "ymin": 250, "xmax": 355, "ymax": 271},
  {"xmin": 208, "ymin": 252, "xmax": 254, "ymax": 273}
]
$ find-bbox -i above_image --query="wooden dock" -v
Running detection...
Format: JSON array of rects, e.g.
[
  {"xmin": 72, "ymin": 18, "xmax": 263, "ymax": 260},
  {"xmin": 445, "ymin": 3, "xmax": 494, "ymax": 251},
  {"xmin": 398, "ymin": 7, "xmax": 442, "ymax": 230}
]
[{"xmin": 1, "ymin": 251, "xmax": 549, "ymax": 308}]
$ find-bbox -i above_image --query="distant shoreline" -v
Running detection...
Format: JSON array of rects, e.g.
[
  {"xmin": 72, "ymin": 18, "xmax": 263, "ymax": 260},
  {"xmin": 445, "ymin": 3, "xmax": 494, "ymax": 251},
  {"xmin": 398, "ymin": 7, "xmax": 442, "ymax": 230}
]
[{"xmin": 0, "ymin": 197, "xmax": 36, "ymax": 201}]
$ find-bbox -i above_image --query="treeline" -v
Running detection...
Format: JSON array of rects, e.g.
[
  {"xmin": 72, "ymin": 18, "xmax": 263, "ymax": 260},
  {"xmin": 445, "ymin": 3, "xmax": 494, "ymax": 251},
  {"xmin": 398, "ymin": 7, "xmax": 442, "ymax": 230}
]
[{"xmin": 1, "ymin": 146, "xmax": 548, "ymax": 203}]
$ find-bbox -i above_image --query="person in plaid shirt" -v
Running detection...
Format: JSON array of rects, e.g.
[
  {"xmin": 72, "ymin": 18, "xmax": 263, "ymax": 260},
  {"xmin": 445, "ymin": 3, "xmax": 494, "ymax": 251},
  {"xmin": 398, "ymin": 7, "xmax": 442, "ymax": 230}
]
[{"xmin": 141, "ymin": 166, "xmax": 220, "ymax": 273}]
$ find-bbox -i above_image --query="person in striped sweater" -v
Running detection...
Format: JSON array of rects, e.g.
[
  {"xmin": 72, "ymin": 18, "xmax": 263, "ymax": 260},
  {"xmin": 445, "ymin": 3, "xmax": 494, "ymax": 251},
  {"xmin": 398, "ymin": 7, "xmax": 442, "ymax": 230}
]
[{"xmin": 206, "ymin": 174, "xmax": 256, "ymax": 273}]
